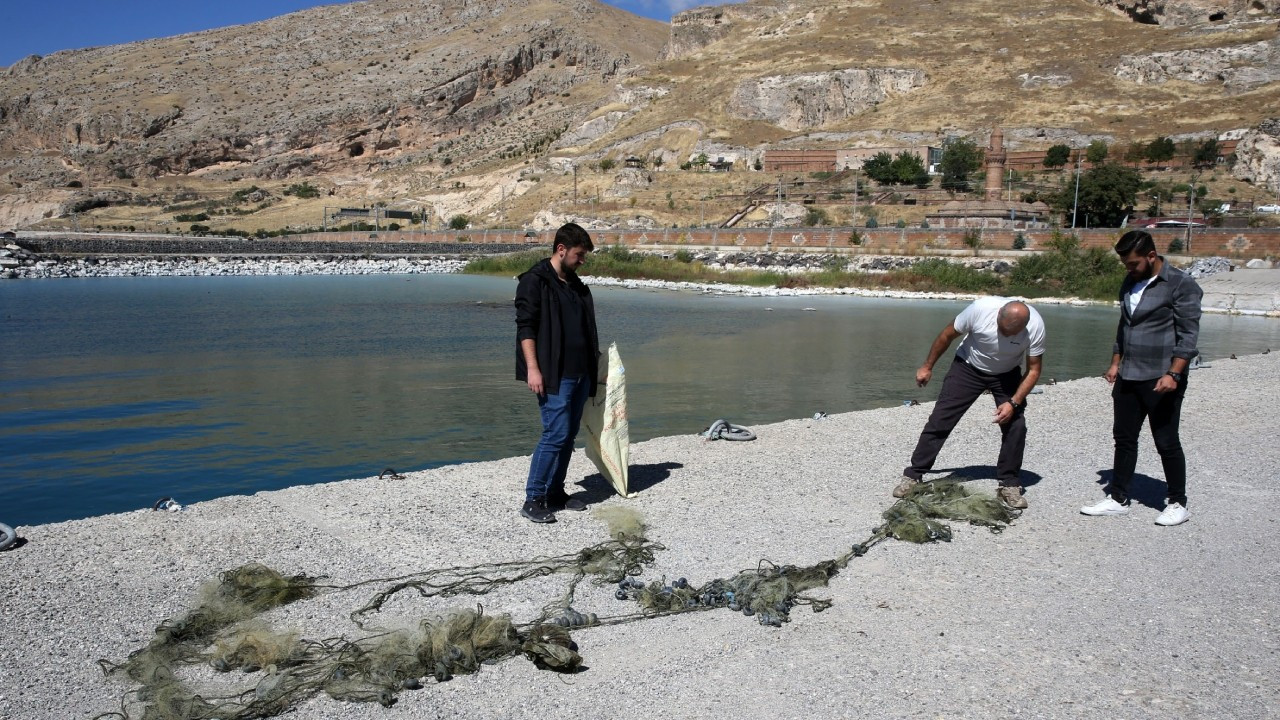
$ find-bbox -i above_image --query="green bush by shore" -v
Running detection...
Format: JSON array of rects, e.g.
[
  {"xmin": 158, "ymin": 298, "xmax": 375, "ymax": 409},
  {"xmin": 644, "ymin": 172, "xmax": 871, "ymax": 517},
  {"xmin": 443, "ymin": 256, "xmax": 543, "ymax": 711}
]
[{"xmin": 463, "ymin": 234, "xmax": 1127, "ymax": 301}]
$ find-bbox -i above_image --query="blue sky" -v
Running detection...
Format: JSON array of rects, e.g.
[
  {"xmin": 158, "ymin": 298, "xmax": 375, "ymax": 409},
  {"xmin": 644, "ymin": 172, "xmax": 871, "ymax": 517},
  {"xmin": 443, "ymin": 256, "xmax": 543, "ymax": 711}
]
[{"xmin": 0, "ymin": 0, "xmax": 715, "ymax": 68}]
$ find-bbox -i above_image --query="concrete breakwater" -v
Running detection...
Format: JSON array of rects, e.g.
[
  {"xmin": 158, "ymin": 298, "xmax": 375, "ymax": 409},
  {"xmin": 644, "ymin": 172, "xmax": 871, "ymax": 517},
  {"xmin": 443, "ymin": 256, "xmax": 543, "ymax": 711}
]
[
  {"xmin": 2, "ymin": 249, "xmax": 468, "ymax": 279},
  {"xmin": 1, "ymin": 241, "xmax": 1011, "ymax": 280}
]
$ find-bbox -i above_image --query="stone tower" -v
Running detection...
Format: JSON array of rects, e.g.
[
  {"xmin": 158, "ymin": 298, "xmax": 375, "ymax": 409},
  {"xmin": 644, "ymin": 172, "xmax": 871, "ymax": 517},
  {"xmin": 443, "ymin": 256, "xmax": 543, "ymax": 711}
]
[{"xmin": 985, "ymin": 126, "xmax": 1006, "ymax": 202}]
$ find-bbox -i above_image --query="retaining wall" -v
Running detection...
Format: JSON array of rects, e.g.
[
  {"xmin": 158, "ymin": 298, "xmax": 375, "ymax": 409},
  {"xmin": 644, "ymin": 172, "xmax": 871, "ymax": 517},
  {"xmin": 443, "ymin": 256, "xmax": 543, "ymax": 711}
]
[{"xmin": 16, "ymin": 227, "xmax": 1280, "ymax": 258}]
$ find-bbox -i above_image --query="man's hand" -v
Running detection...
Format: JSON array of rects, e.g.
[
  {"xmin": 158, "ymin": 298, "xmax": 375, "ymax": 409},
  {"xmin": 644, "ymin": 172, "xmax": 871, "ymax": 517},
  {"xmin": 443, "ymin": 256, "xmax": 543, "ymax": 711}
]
[
  {"xmin": 1104, "ymin": 364, "xmax": 1119, "ymax": 385},
  {"xmin": 527, "ymin": 368, "xmax": 545, "ymax": 396},
  {"xmin": 916, "ymin": 366, "xmax": 933, "ymax": 387},
  {"xmin": 993, "ymin": 401, "xmax": 1016, "ymax": 425},
  {"xmin": 1153, "ymin": 374, "xmax": 1177, "ymax": 393}
]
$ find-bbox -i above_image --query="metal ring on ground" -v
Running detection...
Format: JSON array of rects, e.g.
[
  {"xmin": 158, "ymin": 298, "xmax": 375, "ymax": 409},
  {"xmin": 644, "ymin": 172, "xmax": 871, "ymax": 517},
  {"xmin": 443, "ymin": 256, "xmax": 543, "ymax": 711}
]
[{"xmin": 0, "ymin": 523, "xmax": 16, "ymax": 551}]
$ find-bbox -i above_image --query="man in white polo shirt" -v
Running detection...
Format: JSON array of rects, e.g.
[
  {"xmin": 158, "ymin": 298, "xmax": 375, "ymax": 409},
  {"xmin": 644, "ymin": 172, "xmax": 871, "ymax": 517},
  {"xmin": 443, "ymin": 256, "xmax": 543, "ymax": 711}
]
[{"xmin": 894, "ymin": 297, "xmax": 1045, "ymax": 508}]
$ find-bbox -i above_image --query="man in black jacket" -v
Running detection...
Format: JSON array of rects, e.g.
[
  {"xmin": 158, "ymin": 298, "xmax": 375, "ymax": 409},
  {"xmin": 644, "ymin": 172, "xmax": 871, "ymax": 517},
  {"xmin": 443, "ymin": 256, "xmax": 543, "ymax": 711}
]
[{"xmin": 515, "ymin": 223, "xmax": 600, "ymax": 523}]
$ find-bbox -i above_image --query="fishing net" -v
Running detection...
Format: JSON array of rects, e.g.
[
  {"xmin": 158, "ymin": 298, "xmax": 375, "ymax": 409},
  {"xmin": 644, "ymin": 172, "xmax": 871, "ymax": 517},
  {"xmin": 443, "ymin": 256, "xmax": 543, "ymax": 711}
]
[{"xmin": 95, "ymin": 484, "xmax": 1017, "ymax": 720}]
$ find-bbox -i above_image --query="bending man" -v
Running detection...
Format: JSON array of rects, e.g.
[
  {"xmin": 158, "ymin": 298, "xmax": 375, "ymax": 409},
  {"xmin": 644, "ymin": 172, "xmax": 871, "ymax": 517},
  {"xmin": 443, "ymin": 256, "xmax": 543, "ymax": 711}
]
[
  {"xmin": 514, "ymin": 223, "xmax": 600, "ymax": 524},
  {"xmin": 896, "ymin": 297, "xmax": 1045, "ymax": 508}
]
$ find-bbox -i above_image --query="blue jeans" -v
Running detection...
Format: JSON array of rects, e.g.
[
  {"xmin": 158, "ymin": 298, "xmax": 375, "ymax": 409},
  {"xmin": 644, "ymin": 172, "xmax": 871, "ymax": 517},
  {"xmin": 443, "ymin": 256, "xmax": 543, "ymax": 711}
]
[{"xmin": 526, "ymin": 375, "xmax": 590, "ymax": 501}]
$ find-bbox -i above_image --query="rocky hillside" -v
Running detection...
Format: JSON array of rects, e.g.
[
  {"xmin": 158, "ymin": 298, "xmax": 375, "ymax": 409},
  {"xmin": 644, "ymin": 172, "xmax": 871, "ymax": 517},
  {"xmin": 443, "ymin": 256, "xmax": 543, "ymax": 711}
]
[
  {"xmin": 1, "ymin": 0, "xmax": 1278, "ymax": 231},
  {"xmin": 0, "ymin": 0, "xmax": 666, "ymax": 222}
]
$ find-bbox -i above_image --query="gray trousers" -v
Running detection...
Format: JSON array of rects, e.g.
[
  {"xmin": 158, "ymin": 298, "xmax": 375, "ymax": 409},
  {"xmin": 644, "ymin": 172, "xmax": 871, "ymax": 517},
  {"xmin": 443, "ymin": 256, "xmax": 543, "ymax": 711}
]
[{"xmin": 904, "ymin": 356, "xmax": 1028, "ymax": 487}]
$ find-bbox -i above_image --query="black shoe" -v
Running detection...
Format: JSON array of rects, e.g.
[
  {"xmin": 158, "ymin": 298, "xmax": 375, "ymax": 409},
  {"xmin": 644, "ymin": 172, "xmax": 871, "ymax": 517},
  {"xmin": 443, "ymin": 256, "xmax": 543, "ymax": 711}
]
[
  {"xmin": 520, "ymin": 498, "xmax": 556, "ymax": 523},
  {"xmin": 547, "ymin": 489, "xmax": 587, "ymax": 512}
]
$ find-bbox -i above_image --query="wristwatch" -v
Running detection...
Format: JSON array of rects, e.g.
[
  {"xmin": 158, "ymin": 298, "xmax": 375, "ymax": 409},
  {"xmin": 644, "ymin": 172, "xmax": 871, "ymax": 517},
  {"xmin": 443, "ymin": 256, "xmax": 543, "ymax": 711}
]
[{"xmin": 1166, "ymin": 371, "xmax": 1184, "ymax": 382}]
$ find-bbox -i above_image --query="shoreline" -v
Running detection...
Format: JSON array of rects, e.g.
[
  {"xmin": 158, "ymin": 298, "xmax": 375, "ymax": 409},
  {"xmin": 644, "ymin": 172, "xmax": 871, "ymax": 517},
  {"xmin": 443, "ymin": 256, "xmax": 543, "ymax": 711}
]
[
  {"xmin": 5, "ymin": 244, "xmax": 1275, "ymax": 316},
  {"xmin": 2, "ymin": 354, "xmax": 1278, "ymax": 719}
]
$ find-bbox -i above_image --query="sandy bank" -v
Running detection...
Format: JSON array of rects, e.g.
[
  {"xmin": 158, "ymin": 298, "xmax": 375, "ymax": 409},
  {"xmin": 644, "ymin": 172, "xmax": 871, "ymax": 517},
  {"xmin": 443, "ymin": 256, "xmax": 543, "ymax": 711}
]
[{"xmin": 1, "ymin": 355, "xmax": 1278, "ymax": 719}]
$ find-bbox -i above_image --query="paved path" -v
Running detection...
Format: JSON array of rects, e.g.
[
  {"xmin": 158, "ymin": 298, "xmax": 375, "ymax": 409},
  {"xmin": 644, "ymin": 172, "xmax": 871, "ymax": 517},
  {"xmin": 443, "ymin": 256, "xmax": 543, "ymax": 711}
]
[{"xmin": 1199, "ymin": 268, "xmax": 1280, "ymax": 315}]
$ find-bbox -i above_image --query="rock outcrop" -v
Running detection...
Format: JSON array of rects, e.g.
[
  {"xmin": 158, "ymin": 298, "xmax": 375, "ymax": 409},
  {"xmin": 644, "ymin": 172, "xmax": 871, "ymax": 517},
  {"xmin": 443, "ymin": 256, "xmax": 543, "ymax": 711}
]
[
  {"xmin": 1087, "ymin": 0, "xmax": 1280, "ymax": 25},
  {"xmin": 1115, "ymin": 37, "xmax": 1280, "ymax": 91},
  {"xmin": 662, "ymin": 3, "xmax": 785, "ymax": 60},
  {"xmin": 1233, "ymin": 117, "xmax": 1280, "ymax": 188},
  {"xmin": 728, "ymin": 69, "xmax": 927, "ymax": 131}
]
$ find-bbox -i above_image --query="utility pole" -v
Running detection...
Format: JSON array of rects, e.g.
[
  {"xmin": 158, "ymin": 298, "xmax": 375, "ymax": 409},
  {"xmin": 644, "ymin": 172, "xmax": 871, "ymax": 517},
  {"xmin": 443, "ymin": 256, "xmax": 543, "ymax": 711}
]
[
  {"xmin": 1071, "ymin": 155, "xmax": 1082, "ymax": 229},
  {"xmin": 1186, "ymin": 173, "xmax": 1197, "ymax": 253},
  {"xmin": 774, "ymin": 174, "xmax": 783, "ymax": 227},
  {"xmin": 852, "ymin": 168, "xmax": 859, "ymax": 228},
  {"xmin": 573, "ymin": 165, "xmax": 578, "ymax": 205}
]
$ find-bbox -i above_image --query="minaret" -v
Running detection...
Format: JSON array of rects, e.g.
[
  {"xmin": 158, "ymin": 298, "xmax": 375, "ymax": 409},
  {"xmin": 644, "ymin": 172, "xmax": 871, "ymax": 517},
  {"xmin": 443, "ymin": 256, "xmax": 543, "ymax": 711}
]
[{"xmin": 985, "ymin": 126, "xmax": 1006, "ymax": 202}]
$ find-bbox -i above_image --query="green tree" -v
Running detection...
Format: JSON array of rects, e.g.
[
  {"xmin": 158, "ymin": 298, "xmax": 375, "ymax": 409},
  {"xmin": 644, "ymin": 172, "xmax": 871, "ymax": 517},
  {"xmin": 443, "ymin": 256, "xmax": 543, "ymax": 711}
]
[
  {"xmin": 598, "ymin": 157, "xmax": 616, "ymax": 172},
  {"xmin": 1066, "ymin": 164, "xmax": 1142, "ymax": 227},
  {"xmin": 448, "ymin": 214, "xmax": 470, "ymax": 230},
  {"xmin": 1085, "ymin": 140, "xmax": 1109, "ymax": 165},
  {"xmin": 1043, "ymin": 144, "xmax": 1071, "ymax": 169},
  {"xmin": 890, "ymin": 151, "xmax": 928, "ymax": 186},
  {"xmin": 862, "ymin": 152, "xmax": 894, "ymax": 184},
  {"xmin": 1124, "ymin": 142, "xmax": 1147, "ymax": 167},
  {"xmin": 1145, "ymin": 136, "xmax": 1176, "ymax": 165},
  {"xmin": 694, "ymin": 153, "xmax": 709, "ymax": 170},
  {"xmin": 1193, "ymin": 138, "xmax": 1221, "ymax": 168},
  {"xmin": 940, "ymin": 137, "xmax": 983, "ymax": 193}
]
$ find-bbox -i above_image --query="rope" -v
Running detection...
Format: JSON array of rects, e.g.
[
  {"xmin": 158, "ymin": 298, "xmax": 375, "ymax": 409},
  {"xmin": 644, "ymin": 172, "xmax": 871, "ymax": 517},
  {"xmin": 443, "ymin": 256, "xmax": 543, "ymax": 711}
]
[{"xmin": 700, "ymin": 418, "xmax": 756, "ymax": 441}]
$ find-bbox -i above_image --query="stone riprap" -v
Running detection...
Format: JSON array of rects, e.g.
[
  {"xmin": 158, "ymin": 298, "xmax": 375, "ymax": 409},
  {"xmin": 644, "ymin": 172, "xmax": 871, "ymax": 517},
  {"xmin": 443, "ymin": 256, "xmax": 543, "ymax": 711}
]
[
  {"xmin": 2, "ymin": 252, "xmax": 467, "ymax": 279},
  {"xmin": 1, "ymin": 354, "xmax": 1277, "ymax": 719}
]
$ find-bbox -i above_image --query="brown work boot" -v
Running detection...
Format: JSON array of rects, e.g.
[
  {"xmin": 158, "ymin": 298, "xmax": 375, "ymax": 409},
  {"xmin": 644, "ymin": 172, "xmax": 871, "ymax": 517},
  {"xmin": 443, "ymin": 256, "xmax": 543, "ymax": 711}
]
[
  {"xmin": 892, "ymin": 475, "xmax": 919, "ymax": 498},
  {"xmin": 997, "ymin": 486, "xmax": 1028, "ymax": 509}
]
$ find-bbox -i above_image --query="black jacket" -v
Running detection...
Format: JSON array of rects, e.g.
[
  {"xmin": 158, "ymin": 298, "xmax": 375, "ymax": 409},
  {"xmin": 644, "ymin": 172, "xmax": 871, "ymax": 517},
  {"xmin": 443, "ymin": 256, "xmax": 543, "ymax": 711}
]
[{"xmin": 515, "ymin": 258, "xmax": 600, "ymax": 397}]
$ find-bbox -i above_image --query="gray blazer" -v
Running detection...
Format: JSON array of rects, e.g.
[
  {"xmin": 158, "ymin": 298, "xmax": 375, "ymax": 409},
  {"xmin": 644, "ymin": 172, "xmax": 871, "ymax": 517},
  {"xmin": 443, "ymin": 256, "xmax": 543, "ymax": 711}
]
[{"xmin": 1113, "ymin": 258, "xmax": 1202, "ymax": 381}]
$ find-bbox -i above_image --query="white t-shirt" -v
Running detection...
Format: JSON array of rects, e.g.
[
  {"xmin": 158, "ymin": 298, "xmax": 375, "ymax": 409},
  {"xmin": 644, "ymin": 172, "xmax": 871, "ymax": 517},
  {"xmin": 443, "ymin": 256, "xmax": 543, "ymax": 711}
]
[
  {"xmin": 953, "ymin": 296, "xmax": 1046, "ymax": 375},
  {"xmin": 1127, "ymin": 276, "xmax": 1154, "ymax": 314}
]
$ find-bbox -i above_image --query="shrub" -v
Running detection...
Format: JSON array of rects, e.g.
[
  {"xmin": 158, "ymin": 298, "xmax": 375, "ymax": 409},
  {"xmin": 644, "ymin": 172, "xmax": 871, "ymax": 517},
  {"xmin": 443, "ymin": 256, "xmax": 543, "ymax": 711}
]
[
  {"xmin": 962, "ymin": 229, "xmax": 983, "ymax": 254},
  {"xmin": 1168, "ymin": 237, "xmax": 1184, "ymax": 254},
  {"xmin": 674, "ymin": 249, "xmax": 694, "ymax": 263},
  {"xmin": 448, "ymin": 214, "xmax": 470, "ymax": 230},
  {"xmin": 284, "ymin": 182, "xmax": 320, "ymax": 199}
]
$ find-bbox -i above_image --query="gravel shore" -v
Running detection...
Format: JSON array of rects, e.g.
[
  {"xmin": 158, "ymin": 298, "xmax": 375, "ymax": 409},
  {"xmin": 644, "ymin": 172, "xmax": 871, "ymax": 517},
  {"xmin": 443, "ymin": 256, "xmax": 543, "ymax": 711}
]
[{"xmin": 2, "ymin": 354, "xmax": 1278, "ymax": 720}]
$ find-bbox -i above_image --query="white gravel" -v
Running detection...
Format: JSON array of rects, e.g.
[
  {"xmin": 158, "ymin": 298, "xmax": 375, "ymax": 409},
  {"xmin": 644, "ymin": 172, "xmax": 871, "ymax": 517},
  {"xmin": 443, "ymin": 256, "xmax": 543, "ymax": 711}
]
[{"xmin": 1, "ymin": 354, "xmax": 1278, "ymax": 720}]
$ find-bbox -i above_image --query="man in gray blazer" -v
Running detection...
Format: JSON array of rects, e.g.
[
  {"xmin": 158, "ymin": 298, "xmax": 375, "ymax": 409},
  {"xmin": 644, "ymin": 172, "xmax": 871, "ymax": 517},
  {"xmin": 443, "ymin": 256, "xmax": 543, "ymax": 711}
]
[{"xmin": 1081, "ymin": 230, "xmax": 1202, "ymax": 526}]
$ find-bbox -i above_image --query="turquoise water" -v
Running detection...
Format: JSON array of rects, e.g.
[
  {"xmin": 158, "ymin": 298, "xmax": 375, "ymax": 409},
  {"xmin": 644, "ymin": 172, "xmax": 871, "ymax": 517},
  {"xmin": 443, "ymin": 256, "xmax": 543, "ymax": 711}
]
[{"xmin": 3, "ymin": 274, "xmax": 1277, "ymax": 526}]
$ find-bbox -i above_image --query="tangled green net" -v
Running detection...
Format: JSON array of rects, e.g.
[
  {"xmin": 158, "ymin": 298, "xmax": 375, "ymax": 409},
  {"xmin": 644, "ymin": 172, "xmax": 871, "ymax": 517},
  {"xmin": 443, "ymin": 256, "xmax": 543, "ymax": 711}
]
[{"xmin": 94, "ymin": 479, "xmax": 1016, "ymax": 720}]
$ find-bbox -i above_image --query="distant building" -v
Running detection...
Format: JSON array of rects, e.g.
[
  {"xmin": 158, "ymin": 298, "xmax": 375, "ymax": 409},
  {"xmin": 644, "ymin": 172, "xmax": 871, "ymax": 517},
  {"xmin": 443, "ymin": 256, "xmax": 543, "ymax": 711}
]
[
  {"xmin": 926, "ymin": 127, "xmax": 1051, "ymax": 229},
  {"xmin": 762, "ymin": 146, "xmax": 941, "ymax": 173}
]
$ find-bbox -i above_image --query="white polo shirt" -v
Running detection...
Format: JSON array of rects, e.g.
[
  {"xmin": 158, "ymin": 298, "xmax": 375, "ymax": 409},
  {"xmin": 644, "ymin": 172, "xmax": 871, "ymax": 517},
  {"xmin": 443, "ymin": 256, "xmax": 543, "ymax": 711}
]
[{"xmin": 953, "ymin": 296, "xmax": 1046, "ymax": 375}]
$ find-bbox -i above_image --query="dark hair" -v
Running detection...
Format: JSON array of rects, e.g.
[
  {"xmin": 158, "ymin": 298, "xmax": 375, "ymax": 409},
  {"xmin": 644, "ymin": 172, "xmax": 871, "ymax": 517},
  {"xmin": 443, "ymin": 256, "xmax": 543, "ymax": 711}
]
[
  {"xmin": 1114, "ymin": 230, "xmax": 1156, "ymax": 257},
  {"xmin": 553, "ymin": 223, "xmax": 594, "ymax": 253}
]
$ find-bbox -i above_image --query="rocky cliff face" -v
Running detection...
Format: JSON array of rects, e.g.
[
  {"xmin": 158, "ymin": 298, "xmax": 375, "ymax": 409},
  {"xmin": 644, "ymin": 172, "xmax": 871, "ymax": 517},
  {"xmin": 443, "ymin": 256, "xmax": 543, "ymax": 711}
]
[
  {"xmin": 1087, "ymin": 0, "xmax": 1279, "ymax": 25},
  {"xmin": 0, "ymin": 0, "xmax": 667, "ymax": 188},
  {"xmin": 1234, "ymin": 118, "xmax": 1280, "ymax": 188},
  {"xmin": 728, "ymin": 69, "xmax": 927, "ymax": 131},
  {"xmin": 1115, "ymin": 37, "xmax": 1280, "ymax": 91}
]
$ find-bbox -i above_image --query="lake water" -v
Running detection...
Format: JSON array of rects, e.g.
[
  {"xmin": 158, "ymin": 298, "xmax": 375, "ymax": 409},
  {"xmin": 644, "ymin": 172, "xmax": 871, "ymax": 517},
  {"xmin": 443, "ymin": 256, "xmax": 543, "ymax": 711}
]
[{"xmin": 4, "ymin": 274, "xmax": 1278, "ymax": 526}]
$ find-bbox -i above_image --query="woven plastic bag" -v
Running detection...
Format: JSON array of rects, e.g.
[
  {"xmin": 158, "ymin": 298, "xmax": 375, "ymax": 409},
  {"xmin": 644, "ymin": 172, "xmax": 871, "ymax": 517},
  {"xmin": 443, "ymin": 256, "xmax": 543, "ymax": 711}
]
[{"xmin": 583, "ymin": 342, "xmax": 630, "ymax": 497}]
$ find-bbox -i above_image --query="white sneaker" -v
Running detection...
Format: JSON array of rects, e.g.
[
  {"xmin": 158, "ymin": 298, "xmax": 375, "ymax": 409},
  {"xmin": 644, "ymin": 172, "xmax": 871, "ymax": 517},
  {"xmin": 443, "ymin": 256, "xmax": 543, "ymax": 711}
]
[
  {"xmin": 1080, "ymin": 497, "xmax": 1130, "ymax": 516},
  {"xmin": 1155, "ymin": 503, "xmax": 1189, "ymax": 526}
]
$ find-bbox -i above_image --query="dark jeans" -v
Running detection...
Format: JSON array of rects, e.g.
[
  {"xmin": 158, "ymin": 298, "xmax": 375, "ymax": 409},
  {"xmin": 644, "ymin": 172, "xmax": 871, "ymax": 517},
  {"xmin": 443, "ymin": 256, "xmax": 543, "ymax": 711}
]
[
  {"xmin": 904, "ymin": 357, "xmax": 1027, "ymax": 487},
  {"xmin": 526, "ymin": 375, "xmax": 590, "ymax": 502},
  {"xmin": 1110, "ymin": 377, "xmax": 1187, "ymax": 507}
]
